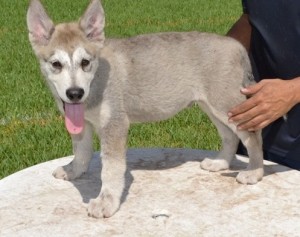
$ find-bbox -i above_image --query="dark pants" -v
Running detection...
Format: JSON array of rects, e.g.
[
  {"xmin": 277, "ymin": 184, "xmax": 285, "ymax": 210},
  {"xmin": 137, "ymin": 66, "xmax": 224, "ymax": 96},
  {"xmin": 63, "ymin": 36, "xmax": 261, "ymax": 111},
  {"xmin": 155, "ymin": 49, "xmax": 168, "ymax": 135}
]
[{"xmin": 236, "ymin": 142, "xmax": 300, "ymax": 171}]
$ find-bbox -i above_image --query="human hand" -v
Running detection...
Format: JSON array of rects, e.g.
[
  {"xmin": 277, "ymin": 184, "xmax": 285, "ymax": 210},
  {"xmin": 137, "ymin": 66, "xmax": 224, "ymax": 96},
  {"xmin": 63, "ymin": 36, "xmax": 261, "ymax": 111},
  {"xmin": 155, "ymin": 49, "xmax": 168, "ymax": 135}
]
[{"xmin": 228, "ymin": 78, "xmax": 300, "ymax": 131}]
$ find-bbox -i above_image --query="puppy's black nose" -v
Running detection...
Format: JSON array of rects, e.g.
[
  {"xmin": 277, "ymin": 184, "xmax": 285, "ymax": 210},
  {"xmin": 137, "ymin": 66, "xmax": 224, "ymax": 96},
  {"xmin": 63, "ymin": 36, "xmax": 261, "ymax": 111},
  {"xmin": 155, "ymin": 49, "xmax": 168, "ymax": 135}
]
[{"xmin": 66, "ymin": 87, "xmax": 84, "ymax": 102}]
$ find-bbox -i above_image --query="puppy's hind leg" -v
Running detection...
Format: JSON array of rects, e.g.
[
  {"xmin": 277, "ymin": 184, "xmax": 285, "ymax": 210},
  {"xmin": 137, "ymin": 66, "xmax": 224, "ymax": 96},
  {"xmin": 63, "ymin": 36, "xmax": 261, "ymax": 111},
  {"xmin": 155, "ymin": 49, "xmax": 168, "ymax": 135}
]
[
  {"xmin": 200, "ymin": 111, "xmax": 239, "ymax": 172},
  {"xmin": 53, "ymin": 122, "xmax": 94, "ymax": 180},
  {"xmin": 236, "ymin": 131, "xmax": 264, "ymax": 184}
]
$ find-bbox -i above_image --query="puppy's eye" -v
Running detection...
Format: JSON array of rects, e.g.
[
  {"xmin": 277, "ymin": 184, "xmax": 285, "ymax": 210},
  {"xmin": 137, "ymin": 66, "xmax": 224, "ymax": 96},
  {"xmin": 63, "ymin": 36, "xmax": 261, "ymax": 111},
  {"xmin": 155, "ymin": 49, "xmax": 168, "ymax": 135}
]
[
  {"xmin": 81, "ymin": 59, "xmax": 90, "ymax": 68},
  {"xmin": 52, "ymin": 61, "xmax": 62, "ymax": 70}
]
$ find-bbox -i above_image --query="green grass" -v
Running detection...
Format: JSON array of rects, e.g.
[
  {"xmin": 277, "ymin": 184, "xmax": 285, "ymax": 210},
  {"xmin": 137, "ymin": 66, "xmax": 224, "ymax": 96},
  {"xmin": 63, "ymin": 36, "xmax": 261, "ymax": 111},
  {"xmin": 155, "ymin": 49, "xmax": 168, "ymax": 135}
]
[{"xmin": 0, "ymin": 0, "xmax": 242, "ymax": 179}]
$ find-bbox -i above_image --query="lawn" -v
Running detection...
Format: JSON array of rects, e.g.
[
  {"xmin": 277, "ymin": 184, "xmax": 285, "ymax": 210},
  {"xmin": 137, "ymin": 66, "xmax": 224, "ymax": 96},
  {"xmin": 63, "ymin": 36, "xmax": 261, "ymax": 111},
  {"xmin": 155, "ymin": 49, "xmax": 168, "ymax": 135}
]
[{"xmin": 0, "ymin": 0, "xmax": 242, "ymax": 179}]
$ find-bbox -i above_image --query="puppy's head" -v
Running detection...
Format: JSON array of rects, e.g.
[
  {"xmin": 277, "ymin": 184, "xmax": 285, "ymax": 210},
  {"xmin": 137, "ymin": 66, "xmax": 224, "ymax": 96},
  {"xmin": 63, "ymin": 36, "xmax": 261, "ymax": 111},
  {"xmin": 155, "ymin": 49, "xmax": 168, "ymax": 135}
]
[
  {"xmin": 27, "ymin": 0, "xmax": 105, "ymax": 134},
  {"xmin": 27, "ymin": 0, "xmax": 105, "ymax": 104}
]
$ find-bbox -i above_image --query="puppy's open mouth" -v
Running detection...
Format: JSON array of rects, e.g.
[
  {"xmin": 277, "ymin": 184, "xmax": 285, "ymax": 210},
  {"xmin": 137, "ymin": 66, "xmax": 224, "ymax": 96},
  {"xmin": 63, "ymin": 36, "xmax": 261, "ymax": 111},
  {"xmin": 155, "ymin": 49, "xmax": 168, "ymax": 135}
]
[{"xmin": 63, "ymin": 102, "xmax": 84, "ymax": 135}]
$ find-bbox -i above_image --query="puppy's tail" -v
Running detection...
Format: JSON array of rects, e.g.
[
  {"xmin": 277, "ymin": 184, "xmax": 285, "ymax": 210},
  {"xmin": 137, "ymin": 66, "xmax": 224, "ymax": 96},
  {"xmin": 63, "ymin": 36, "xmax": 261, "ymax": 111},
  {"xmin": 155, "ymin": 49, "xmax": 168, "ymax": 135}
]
[{"xmin": 241, "ymin": 52, "xmax": 256, "ymax": 89}]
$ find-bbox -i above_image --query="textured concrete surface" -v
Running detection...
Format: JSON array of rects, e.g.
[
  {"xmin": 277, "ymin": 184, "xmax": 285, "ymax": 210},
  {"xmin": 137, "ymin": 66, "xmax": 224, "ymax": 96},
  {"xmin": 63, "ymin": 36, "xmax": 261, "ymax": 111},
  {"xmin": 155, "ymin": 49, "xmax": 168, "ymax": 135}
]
[{"xmin": 0, "ymin": 148, "xmax": 300, "ymax": 237}]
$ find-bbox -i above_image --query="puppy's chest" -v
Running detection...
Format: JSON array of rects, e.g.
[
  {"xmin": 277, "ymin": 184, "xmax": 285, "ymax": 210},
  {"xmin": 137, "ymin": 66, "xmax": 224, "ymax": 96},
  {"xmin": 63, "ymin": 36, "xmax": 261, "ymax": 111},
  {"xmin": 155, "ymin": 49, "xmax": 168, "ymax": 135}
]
[
  {"xmin": 84, "ymin": 108, "xmax": 101, "ymax": 128},
  {"xmin": 84, "ymin": 101, "xmax": 112, "ymax": 130}
]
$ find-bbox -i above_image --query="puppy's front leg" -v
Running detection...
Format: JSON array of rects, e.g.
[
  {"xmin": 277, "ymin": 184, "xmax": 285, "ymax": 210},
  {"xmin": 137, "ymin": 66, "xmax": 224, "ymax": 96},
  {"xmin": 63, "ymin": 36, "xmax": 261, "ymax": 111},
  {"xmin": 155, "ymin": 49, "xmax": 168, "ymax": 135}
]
[
  {"xmin": 88, "ymin": 117, "xmax": 129, "ymax": 218},
  {"xmin": 53, "ymin": 122, "xmax": 94, "ymax": 180}
]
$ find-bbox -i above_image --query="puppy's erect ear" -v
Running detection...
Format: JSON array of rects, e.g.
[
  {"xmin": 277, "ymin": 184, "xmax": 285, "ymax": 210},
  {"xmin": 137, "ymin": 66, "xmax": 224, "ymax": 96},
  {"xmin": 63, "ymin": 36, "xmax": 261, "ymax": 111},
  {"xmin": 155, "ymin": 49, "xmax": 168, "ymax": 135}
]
[
  {"xmin": 27, "ymin": 0, "xmax": 54, "ymax": 47},
  {"xmin": 79, "ymin": 0, "xmax": 105, "ymax": 46}
]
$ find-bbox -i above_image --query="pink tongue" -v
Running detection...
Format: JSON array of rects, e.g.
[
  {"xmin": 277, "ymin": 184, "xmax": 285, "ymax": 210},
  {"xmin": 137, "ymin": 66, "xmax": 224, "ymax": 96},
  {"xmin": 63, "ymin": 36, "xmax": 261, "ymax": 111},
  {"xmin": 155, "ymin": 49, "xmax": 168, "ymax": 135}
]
[{"xmin": 64, "ymin": 103, "xmax": 84, "ymax": 135}]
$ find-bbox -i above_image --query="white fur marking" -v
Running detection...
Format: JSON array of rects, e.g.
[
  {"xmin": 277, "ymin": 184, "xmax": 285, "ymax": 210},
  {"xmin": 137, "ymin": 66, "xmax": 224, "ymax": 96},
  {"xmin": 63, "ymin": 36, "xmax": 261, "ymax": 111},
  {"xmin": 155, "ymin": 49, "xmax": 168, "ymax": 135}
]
[
  {"xmin": 100, "ymin": 101, "xmax": 111, "ymax": 128},
  {"xmin": 44, "ymin": 50, "xmax": 73, "ymax": 102},
  {"xmin": 72, "ymin": 47, "xmax": 92, "ymax": 67},
  {"xmin": 243, "ymin": 135, "xmax": 251, "ymax": 147},
  {"xmin": 49, "ymin": 50, "xmax": 71, "ymax": 68}
]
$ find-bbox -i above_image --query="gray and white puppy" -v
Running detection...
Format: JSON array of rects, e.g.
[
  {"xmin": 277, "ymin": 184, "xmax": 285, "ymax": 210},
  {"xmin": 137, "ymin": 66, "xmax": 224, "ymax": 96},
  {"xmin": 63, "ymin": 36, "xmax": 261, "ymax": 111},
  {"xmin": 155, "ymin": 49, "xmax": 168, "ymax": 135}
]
[{"xmin": 27, "ymin": 0, "xmax": 264, "ymax": 218}]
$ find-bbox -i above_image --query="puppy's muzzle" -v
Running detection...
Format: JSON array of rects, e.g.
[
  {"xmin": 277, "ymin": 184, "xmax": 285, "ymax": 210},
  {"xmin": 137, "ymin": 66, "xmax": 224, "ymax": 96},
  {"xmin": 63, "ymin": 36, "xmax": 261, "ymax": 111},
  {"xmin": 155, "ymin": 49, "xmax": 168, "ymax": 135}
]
[{"xmin": 66, "ymin": 87, "xmax": 85, "ymax": 102}]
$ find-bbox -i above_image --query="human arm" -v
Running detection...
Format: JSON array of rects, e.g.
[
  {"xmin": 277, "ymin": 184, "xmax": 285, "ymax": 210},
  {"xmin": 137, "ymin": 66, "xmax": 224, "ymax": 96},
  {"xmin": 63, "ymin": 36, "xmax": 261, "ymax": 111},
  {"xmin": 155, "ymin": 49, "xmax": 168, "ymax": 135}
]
[
  {"xmin": 227, "ymin": 14, "xmax": 300, "ymax": 131},
  {"xmin": 228, "ymin": 78, "xmax": 300, "ymax": 131},
  {"xmin": 226, "ymin": 13, "xmax": 252, "ymax": 52}
]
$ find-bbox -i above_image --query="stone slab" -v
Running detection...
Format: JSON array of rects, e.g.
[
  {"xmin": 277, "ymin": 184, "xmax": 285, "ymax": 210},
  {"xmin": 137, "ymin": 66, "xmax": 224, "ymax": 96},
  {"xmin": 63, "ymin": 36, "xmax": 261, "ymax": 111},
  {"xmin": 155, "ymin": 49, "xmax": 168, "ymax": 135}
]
[{"xmin": 0, "ymin": 148, "xmax": 300, "ymax": 236}]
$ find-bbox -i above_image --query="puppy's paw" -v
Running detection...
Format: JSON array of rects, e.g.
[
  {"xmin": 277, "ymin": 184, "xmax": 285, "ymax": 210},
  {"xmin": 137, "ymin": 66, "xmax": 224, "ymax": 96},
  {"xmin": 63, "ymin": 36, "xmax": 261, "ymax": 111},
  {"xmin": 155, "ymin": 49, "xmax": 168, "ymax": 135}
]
[
  {"xmin": 236, "ymin": 168, "xmax": 264, "ymax": 184},
  {"xmin": 52, "ymin": 163, "xmax": 85, "ymax": 181},
  {"xmin": 200, "ymin": 158, "xmax": 229, "ymax": 172},
  {"xmin": 87, "ymin": 190, "xmax": 120, "ymax": 218}
]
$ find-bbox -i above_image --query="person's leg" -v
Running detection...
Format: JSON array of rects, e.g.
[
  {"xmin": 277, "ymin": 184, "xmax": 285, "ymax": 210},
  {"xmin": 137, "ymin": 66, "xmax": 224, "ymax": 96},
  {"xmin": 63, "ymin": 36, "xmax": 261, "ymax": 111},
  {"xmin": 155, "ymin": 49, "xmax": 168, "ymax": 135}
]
[{"xmin": 266, "ymin": 148, "xmax": 300, "ymax": 171}]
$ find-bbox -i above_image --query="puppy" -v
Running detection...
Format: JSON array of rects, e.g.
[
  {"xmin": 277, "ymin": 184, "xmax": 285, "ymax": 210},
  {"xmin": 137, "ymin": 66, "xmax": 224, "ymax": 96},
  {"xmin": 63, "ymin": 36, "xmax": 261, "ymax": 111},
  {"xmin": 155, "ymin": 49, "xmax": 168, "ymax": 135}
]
[{"xmin": 27, "ymin": 0, "xmax": 264, "ymax": 218}]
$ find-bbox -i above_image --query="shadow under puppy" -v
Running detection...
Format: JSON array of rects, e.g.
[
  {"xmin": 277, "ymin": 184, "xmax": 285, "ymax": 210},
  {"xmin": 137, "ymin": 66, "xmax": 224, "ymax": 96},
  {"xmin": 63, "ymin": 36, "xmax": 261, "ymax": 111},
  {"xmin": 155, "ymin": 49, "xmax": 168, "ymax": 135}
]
[{"xmin": 27, "ymin": 0, "xmax": 264, "ymax": 218}]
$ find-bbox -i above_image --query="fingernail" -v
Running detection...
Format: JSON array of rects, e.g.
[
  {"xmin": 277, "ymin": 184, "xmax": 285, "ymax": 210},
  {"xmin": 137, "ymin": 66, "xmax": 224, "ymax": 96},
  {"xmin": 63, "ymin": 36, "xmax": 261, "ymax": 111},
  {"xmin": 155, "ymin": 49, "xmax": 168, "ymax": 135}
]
[
  {"xmin": 228, "ymin": 119, "xmax": 233, "ymax": 123},
  {"xmin": 241, "ymin": 88, "xmax": 248, "ymax": 93},
  {"xmin": 228, "ymin": 112, "xmax": 232, "ymax": 117}
]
